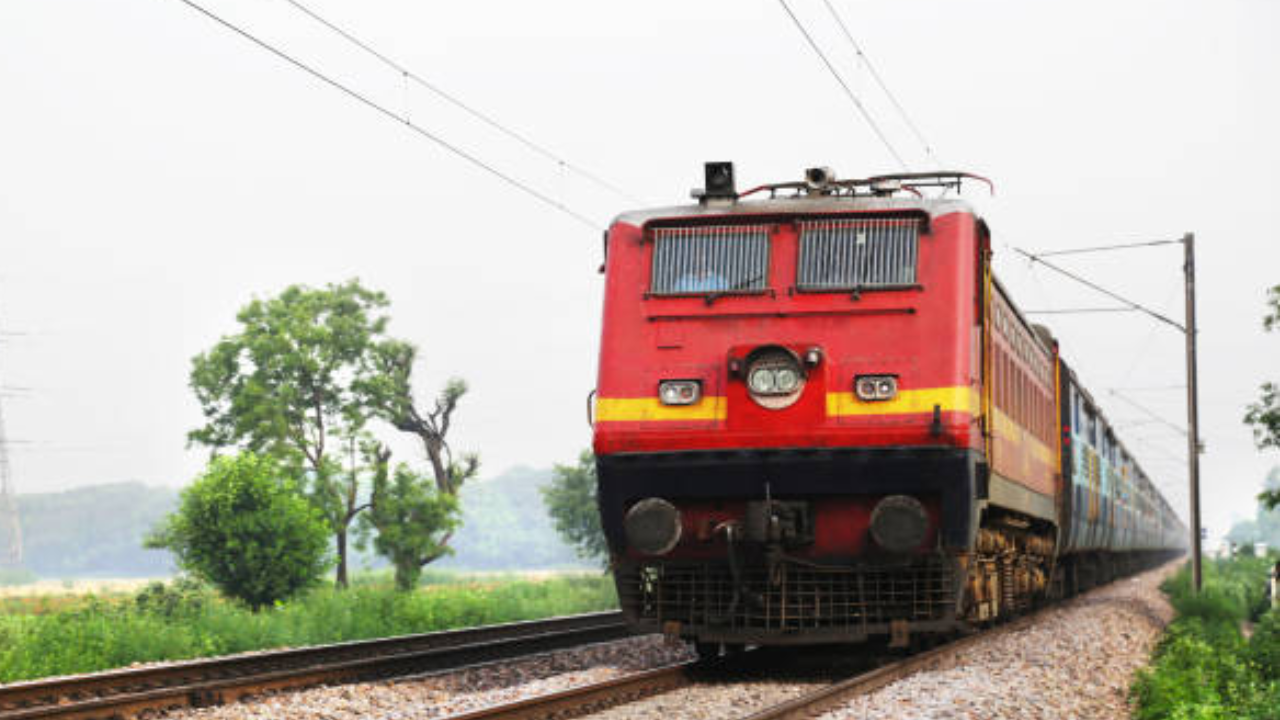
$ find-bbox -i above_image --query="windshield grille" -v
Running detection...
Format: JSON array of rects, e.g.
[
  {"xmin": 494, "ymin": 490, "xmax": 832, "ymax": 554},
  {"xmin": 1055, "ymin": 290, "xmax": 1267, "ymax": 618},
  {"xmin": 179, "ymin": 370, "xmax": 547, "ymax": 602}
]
[
  {"xmin": 797, "ymin": 218, "xmax": 919, "ymax": 290},
  {"xmin": 650, "ymin": 225, "xmax": 770, "ymax": 295}
]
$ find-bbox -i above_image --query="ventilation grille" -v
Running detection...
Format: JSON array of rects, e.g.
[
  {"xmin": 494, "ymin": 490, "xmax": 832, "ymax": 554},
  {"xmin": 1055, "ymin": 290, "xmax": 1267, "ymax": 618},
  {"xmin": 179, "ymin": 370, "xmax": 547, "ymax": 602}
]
[
  {"xmin": 650, "ymin": 225, "xmax": 770, "ymax": 295},
  {"xmin": 797, "ymin": 218, "xmax": 919, "ymax": 290}
]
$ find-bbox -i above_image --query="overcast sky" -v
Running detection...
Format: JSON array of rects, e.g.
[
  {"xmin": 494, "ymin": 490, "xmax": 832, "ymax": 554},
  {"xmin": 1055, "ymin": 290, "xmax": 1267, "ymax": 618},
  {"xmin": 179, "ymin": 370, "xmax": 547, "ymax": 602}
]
[{"xmin": 1, "ymin": 0, "xmax": 1277, "ymax": 541}]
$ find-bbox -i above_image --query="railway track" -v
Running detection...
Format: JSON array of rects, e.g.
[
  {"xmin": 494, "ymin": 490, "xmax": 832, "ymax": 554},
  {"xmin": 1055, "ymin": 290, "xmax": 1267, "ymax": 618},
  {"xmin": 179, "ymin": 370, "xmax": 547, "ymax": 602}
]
[
  {"xmin": 0, "ymin": 611, "xmax": 629, "ymax": 720},
  {"xmin": 440, "ymin": 612, "xmax": 1047, "ymax": 720}
]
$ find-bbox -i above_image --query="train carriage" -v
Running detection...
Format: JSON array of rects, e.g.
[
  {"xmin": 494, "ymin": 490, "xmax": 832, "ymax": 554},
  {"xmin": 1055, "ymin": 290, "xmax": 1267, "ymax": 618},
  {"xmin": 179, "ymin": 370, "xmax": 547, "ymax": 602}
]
[{"xmin": 591, "ymin": 164, "xmax": 1185, "ymax": 650}]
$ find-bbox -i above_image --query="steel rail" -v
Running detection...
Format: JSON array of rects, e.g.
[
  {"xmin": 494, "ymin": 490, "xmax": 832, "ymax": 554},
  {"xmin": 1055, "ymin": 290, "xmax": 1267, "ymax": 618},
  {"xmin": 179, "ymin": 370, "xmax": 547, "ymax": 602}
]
[
  {"xmin": 739, "ymin": 614, "xmax": 1043, "ymax": 720},
  {"xmin": 442, "ymin": 662, "xmax": 696, "ymax": 720},
  {"xmin": 0, "ymin": 611, "xmax": 628, "ymax": 720}
]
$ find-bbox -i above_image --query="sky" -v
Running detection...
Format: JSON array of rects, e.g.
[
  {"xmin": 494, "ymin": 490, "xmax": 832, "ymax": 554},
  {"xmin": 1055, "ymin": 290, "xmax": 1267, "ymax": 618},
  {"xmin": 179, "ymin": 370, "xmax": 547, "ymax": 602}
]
[{"xmin": 0, "ymin": 0, "xmax": 1277, "ymax": 542}]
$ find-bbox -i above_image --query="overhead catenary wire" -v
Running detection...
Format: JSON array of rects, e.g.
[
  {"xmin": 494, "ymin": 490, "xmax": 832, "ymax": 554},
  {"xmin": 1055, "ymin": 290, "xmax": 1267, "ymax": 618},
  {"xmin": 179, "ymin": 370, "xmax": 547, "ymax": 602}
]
[
  {"xmin": 775, "ymin": 0, "xmax": 909, "ymax": 171},
  {"xmin": 278, "ymin": 0, "xmax": 644, "ymax": 206},
  {"xmin": 819, "ymin": 0, "xmax": 939, "ymax": 168},
  {"xmin": 1011, "ymin": 246, "xmax": 1185, "ymax": 331},
  {"xmin": 1029, "ymin": 239, "xmax": 1183, "ymax": 258},
  {"xmin": 1108, "ymin": 389, "xmax": 1188, "ymax": 437},
  {"xmin": 168, "ymin": 0, "xmax": 603, "ymax": 231}
]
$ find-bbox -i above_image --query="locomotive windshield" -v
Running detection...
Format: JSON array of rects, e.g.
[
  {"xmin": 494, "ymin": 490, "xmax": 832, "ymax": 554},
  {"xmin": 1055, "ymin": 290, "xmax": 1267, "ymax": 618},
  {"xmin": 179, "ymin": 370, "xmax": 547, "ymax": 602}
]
[
  {"xmin": 796, "ymin": 218, "xmax": 919, "ymax": 290},
  {"xmin": 650, "ymin": 225, "xmax": 770, "ymax": 295}
]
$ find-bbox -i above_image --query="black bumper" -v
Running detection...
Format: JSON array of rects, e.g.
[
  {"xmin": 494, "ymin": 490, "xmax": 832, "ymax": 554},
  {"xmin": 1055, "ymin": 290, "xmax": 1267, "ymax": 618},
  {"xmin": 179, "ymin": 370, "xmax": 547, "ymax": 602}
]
[{"xmin": 596, "ymin": 446, "xmax": 984, "ymax": 552}]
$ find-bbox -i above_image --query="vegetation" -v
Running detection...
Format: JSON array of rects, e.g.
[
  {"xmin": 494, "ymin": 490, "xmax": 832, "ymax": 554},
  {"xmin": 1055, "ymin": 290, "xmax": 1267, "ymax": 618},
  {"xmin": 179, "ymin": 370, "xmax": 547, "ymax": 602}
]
[
  {"xmin": 16, "ymin": 483, "xmax": 176, "ymax": 578},
  {"xmin": 1245, "ymin": 284, "xmax": 1280, "ymax": 509},
  {"xmin": 1228, "ymin": 468, "xmax": 1280, "ymax": 550},
  {"xmin": 146, "ymin": 454, "xmax": 331, "ymax": 609},
  {"xmin": 186, "ymin": 279, "xmax": 476, "ymax": 587},
  {"xmin": 440, "ymin": 466, "xmax": 592, "ymax": 571},
  {"xmin": 541, "ymin": 451, "xmax": 607, "ymax": 563},
  {"xmin": 362, "ymin": 455, "xmax": 459, "ymax": 590},
  {"xmin": 1132, "ymin": 556, "xmax": 1280, "ymax": 719},
  {"xmin": 0, "ymin": 573, "xmax": 617, "ymax": 682},
  {"xmin": 0, "ymin": 567, "xmax": 37, "ymax": 586}
]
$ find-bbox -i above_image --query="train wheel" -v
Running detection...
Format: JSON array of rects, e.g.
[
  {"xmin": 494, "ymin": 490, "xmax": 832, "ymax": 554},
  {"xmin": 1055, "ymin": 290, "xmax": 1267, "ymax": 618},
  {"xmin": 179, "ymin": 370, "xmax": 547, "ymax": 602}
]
[{"xmin": 694, "ymin": 641, "xmax": 722, "ymax": 659}]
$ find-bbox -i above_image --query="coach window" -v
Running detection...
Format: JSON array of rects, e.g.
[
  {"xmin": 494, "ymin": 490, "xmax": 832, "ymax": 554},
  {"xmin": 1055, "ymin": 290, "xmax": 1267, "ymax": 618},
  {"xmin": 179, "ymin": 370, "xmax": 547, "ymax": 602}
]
[
  {"xmin": 795, "ymin": 217, "xmax": 919, "ymax": 290},
  {"xmin": 650, "ymin": 225, "xmax": 770, "ymax": 296}
]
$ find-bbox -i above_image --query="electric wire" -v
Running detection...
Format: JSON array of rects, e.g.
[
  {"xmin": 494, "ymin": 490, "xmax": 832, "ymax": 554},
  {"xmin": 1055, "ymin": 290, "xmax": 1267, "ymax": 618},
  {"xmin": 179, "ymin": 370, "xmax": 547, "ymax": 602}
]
[
  {"xmin": 1011, "ymin": 247, "xmax": 1185, "ymax": 331},
  {"xmin": 819, "ymin": 0, "xmax": 939, "ymax": 167},
  {"xmin": 168, "ymin": 0, "xmax": 603, "ymax": 231},
  {"xmin": 1108, "ymin": 389, "xmax": 1187, "ymax": 437},
  {"xmin": 1029, "ymin": 239, "xmax": 1183, "ymax": 258},
  {"xmin": 775, "ymin": 0, "xmax": 908, "ymax": 170},
  {"xmin": 278, "ymin": 0, "xmax": 644, "ymax": 206}
]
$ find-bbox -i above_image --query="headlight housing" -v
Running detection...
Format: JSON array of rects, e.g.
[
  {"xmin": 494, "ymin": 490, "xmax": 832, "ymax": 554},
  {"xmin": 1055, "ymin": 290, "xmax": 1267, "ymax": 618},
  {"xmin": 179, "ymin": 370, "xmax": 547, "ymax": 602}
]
[
  {"xmin": 744, "ymin": 347, "xmax": 806, "ymax": 409},
  {"xmin": 658, "ymin": 380, "xmax": 702, "ymax": 406}
]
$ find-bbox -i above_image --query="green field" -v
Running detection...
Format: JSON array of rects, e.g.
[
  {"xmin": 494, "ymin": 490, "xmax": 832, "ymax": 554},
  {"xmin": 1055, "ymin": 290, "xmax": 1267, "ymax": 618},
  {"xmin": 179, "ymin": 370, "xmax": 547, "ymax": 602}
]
[
  {"xmin": 1132, "ymin": 555, "xmax": 1280, "ymax": 719},
  {"xmin": 0, "ymin": 572, "xmax": 618, "ymax": 683}
]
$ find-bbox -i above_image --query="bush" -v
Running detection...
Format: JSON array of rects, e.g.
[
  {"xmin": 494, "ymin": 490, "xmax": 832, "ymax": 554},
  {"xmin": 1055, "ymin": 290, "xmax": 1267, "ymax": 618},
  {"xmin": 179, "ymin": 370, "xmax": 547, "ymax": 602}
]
[
  {"xmin": 0, "ymin": 573, "xmax": 617, "ymax": 683},
  {"xmin": 1133, "ymin": 557, "xmax": 1280, "ymax": 720},
  {"xmin": 147, "ymin": 453, "xmax": 331, "ymax": 609}
]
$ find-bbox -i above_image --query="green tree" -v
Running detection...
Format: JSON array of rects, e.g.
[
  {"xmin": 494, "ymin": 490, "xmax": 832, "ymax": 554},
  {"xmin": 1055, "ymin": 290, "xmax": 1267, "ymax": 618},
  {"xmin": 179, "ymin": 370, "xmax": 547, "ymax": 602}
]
[
  {"xmin": 362, "ymin": 347, "xmax": 479, "ymax": 566},
  {"xmin": 541, "ymin": 451, "xmax": 607, "ymax": 563},
  {"xmin": 187, "ymin": 279, "xmax": 399, "ymax": 588},
  {"xmin": 364, "ymin": 345, "xmax": 479, "ymax": 496},
  {"xmin": 147, "ymin": 453, "xmax": 330, "ymax": 609},
  {"xmin": 360, "ymin": 446, "xmax": 460, "ymax": 590},
  {"xmin": 1245, "ymin": 285, "xmax": 1280, "ymax": 509}
]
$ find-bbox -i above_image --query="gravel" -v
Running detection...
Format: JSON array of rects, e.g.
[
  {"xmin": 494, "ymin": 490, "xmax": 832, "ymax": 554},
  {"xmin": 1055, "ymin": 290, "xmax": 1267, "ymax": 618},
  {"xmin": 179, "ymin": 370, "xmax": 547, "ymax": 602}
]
[
  {"xmin": 580, "ymin": 678, "xmax": 825, "ymax": 720},
  {"xmin": 819, "ymin": 561, "xmax": 1178, "ymax": 720},
  {"xmin": 172, "ymin": 634, "xmax": 693, "ymax": 720},
  {"xmin": 167, "ymin": 562, "xmax": 1178, "ymax": 720}
]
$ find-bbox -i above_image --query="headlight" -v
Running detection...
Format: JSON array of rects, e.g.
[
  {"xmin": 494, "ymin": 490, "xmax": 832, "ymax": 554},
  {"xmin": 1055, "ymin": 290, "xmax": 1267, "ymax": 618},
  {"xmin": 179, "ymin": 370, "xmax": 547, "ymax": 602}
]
[
  {"xmin": 855, "ymin": 375, "xmax": 898, "ymax": 401},
  {"xmin": 744, "ymin": 346, "xmax": 806, "ymax": 409},
  {"xmin": 748, "ymin": 368, "xmax": 776, "ymax": 394},
  {"xmin": 775, "ymin": 367, "xmax": 801, "ymax": 393},
  {"xmin": 658, "ymin": 380, "xmax": 701, "ymax": 406}
]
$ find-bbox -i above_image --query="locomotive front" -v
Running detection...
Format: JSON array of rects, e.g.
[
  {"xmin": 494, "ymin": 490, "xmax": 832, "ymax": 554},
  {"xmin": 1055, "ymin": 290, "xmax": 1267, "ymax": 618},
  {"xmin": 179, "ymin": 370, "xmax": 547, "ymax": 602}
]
[{"xmin": 592, "ymin": 164, "xmax": 988, "ymax": 649}]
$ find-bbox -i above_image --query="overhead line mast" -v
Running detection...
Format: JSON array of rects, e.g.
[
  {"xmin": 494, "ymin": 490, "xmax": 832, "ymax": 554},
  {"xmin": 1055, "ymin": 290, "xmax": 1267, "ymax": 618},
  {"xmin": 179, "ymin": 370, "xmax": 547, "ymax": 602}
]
[{"xmin": 0, "ymin": 370, "xmax": 21, "ymax": 569}]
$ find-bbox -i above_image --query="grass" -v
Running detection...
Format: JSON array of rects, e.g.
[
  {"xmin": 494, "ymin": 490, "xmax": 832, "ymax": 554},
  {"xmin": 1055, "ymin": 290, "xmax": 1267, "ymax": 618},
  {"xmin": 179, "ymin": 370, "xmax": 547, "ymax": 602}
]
[
  {"xmin": 0, "ymin": 572, "xmax": 618, "ymax": 683},
  {"xmin": 1131, "ymin": 555, "xmax": 1280, "ymax": 719}
]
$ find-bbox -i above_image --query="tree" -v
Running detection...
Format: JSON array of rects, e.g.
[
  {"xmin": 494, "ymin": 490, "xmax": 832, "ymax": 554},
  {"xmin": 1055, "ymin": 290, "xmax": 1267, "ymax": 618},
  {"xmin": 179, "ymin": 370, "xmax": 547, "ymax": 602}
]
[
  {"xmin": 541, "ymin": 451, "xmax": 607, "ymax": 563},
  {"xmin": 1245, "ymin": 285, "xmax": 1280, "ymax": 509},
  {"xmin": 362, "ymin": 343, "xmax": 479, "ymax": 561},
  {"xmin": 187, "ymin": 280, "xmax": 399, "ymax": 588},
  {"xmin": 360, "ymin": 445, "xmax": 459, "ymax": 590},
  {"xmin": 364, "ymin": 344, "xmax": 479, "ymax": 495},
  {"xmin": 147, "ymin": 453, "xmax": 330, "ymax": 609}
]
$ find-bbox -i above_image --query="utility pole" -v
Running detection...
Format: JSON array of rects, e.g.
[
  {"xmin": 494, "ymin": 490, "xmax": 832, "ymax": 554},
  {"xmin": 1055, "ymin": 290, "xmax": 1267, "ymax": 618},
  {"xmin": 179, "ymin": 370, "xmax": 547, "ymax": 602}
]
[
  {"xmin": 0, "ymin": 400, "xmax": 21, "ymax": 569},
  {"xmin": 1183, "ymin": 233, "xmax": 1202, "ymax": 592},
  {"xmin": 1015, "ymin": 232, "xmax": 1203, "ymax": 591}
]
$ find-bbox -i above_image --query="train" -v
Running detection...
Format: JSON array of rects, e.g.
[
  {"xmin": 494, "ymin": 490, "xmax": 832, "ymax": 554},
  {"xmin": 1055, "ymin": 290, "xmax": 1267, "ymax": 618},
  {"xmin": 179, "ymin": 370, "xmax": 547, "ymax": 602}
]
[{"xmin": 590, "ymin": 163, "xmax": 1186, "ymax": 653}]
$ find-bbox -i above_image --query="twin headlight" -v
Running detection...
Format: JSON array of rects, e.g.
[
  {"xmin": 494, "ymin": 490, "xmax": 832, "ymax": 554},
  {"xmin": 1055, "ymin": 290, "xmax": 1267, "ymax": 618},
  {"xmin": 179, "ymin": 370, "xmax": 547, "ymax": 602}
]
[
  {"xmin": 855, "ymin": 374, "xmax": 898, "ymax": 401},
  {"xmin": 747, "ymin": 364, "xmax": 802, "ymax": 396},
  {"xmin": 658, "ymin": 380, "xmax": 702, "ymax": 406}
]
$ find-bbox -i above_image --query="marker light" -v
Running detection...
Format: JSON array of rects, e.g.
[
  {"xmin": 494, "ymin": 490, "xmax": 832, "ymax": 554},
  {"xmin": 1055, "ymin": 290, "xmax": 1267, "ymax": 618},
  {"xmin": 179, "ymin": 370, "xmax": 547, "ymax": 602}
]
[
  {"xmin": 658, "ymin": 380, "xmax": 702, "ymax": 406},
  {"xmin": 855, "ymin": 375, "xmax": 898, "ymax": 401}
]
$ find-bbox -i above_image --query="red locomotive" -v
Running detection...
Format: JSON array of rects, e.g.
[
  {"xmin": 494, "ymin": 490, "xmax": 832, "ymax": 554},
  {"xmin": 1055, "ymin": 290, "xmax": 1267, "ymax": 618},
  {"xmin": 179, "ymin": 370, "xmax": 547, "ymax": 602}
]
[{"xmin": 591, "ymin": 163, "xmax": 1185, "ymax": 652}]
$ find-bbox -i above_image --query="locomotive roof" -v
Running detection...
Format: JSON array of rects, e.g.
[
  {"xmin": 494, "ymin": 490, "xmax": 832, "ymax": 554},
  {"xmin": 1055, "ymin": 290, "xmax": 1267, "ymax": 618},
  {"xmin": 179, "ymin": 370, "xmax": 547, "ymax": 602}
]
[{"xmin": 612, "ymin": 195, "xmax": 977, "ymax": 228}]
